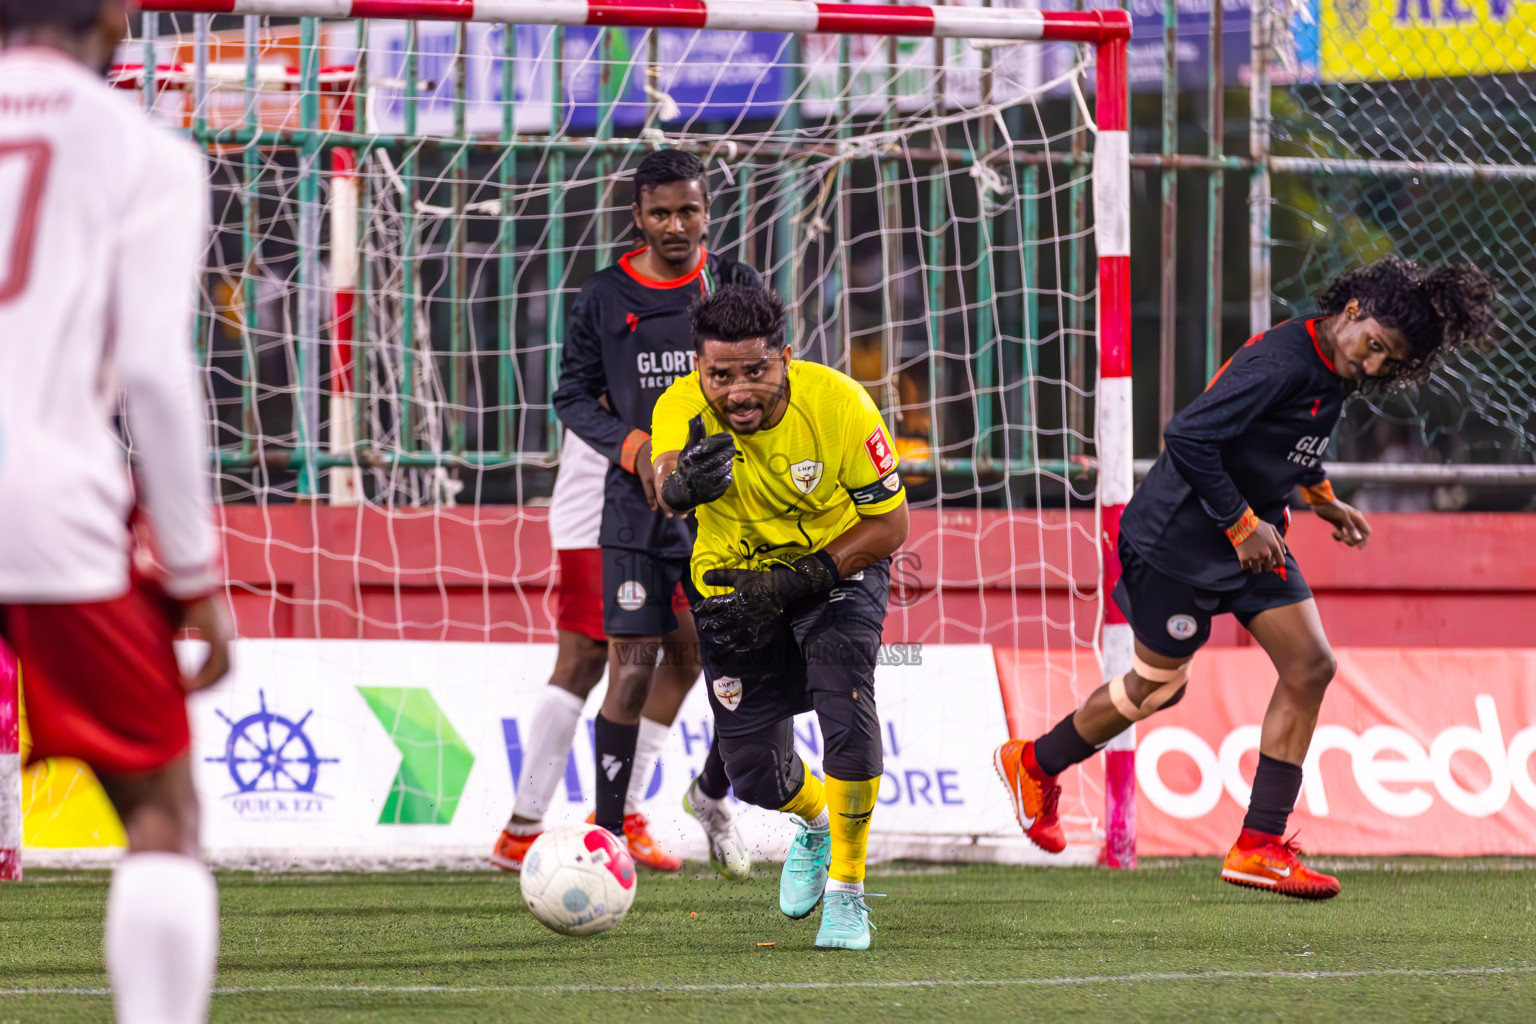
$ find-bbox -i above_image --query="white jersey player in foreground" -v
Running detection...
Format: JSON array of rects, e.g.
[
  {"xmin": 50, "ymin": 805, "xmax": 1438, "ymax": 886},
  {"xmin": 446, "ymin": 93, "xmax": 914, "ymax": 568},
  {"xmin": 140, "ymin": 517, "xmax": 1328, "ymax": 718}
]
[
  {"xmin": 493, "ymin": 430, "xmax": 749, "ymax": 879},
  {"xmin": 0, "ymin": 2, "xmax": 230, "ymax": 1022}
]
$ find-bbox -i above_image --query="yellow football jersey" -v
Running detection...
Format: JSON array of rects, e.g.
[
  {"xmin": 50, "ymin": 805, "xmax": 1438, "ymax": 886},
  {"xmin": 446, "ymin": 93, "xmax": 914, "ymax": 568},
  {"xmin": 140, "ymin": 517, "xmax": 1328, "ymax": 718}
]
[{"xmin": 652, "ymin": 360, "xmax": 906, "ymax": 596}]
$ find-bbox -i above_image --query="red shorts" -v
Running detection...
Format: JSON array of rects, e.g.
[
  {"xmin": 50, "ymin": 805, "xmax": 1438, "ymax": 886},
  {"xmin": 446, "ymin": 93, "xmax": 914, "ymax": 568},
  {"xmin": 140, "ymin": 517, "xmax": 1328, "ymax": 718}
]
[
  {"xmin": 555, "ymin": 548, "xmax": 689, "ymax": 643},
  {"xmin": 0, "ymin": 575, "xmax": 189, "ymax": 776}
]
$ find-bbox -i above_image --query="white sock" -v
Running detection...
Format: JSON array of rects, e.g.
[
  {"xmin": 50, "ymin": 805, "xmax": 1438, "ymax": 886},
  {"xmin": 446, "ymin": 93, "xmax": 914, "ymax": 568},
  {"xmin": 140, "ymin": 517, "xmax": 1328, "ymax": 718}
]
[
  {"xmin": 105, "ymin": 853, "xmax": 219, "ymax": 1024},
  {"xmin": 805, "ymin": 808, "xmax": 829, "ymax": 829},
  {"xmin": 825, "ymin": 878, "xmax": 864, "ymax": 895},
  {"xmin": 509, "ymin": 686, "xmax": 585, "ymax": 826},
  {"xmin": 625, "ymin": 717, "xmax": 670, "ymax": 815}
]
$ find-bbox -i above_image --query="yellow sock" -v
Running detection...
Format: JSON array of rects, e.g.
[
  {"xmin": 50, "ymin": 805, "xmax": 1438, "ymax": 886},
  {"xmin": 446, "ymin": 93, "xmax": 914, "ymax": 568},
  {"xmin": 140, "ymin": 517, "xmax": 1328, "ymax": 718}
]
[
  {"xmin": 825, "ymin": 774, "xmax": 880, "ymax": 884},
  {"xmin": 778, "ymin": 759, "xmax": 826, "ymax": 823}
]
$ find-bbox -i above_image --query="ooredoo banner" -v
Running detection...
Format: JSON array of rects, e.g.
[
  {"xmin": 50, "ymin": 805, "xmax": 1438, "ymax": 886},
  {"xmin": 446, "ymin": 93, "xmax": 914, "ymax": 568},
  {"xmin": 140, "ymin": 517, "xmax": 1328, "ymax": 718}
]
[{"xmin": 1131, "ymin": 648, "xmax": 1536, "ymax": 856}]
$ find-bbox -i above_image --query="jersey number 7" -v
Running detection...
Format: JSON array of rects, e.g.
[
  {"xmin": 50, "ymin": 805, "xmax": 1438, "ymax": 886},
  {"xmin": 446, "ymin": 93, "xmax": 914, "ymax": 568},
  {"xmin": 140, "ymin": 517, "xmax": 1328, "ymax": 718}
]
[{"xmin": 0, "ymin": 139, "xmax": 52, "ymax": 305}]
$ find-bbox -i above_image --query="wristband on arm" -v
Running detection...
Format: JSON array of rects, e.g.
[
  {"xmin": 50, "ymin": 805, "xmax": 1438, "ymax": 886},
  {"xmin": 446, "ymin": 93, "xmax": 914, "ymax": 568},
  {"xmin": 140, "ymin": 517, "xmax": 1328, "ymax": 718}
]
[
  {"xmin": 1225, "ymin": 507, "xmax": 1261, "ymax": 547},
  {"xmin": 1300, "ymin": 480, "xmax": 1336, "ymax": 505},
  {"xmin": 619, "ymin": 429, "xmax": 650, "ymax": 474}
]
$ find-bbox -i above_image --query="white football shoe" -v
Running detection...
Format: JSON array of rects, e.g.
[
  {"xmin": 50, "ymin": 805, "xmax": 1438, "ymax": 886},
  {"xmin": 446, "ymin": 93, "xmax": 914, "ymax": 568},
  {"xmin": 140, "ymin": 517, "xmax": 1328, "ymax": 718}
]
[{"xmin": 683, "ymin": 776, "xmax": 752, "ymax": 881}]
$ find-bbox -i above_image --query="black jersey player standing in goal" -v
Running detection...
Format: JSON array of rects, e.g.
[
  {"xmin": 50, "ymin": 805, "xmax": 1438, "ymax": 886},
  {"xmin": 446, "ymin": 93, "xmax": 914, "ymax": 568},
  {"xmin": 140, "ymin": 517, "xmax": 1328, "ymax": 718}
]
[
  {"xmin": 996, "ymin": 256, "xmax": 1494, "ymax": 898},
  {"xmin": 651, "ymin": 286, "xmax": 909, "ymax": 950},
  {"xmin": 552, "ymin": 149, "xmax": 763, "ymax": 855}
]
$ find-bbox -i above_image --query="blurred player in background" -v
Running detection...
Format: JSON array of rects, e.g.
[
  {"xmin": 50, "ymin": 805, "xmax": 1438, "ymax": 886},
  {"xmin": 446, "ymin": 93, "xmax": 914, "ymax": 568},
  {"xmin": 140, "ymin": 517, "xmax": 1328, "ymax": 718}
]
[
  {"xmin": 551, "ymin": 149, "xmax": 762, "ymax": 872},
  {"xmin": 0, "ymin": 2, "xmax": 231, "ymax": 1022},
  {"xmin": 996, "ymin": 256, "xmax": 1495, "ymax": 899},
  {"xmin": 652, "ymin": 286, "xmax": 909, "ymax": 951},
  {"xmin": 491, "ymin": 428, "xmax": 750, "ymax": 877}
]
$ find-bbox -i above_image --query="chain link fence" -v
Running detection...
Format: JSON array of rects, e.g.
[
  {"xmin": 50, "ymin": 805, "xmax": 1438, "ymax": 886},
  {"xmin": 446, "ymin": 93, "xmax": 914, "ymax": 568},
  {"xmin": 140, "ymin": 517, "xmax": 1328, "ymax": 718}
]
[{"xmin": 1267, "ymin": 3, "xmax": 1536, "ymax": 504}]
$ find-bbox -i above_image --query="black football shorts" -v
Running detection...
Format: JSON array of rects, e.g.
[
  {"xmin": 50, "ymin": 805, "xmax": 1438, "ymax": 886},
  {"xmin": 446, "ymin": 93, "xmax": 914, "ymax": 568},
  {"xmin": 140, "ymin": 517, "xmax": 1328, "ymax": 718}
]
[
  {"xmin": 1113, "ymin": 536, "xmax": 1313, "ymax": 659},
  {"xmin": 601, "ymin": 546, "xmax": 690, "ymax": 637},
  {"xmin": 698, "ymin": 557, "xmax": 891, "ymax": 738}
]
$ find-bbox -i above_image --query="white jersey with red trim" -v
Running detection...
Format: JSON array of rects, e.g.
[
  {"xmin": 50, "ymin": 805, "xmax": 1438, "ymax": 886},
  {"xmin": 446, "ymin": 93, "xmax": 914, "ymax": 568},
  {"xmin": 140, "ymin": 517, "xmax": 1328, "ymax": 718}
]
[
  {"xmin": 0, "ymin": 49, "xmax": 216, "ymax": 603},
  {"xmin": 548, "ymin": 430, "xmax": 605, "ymax": 551}
]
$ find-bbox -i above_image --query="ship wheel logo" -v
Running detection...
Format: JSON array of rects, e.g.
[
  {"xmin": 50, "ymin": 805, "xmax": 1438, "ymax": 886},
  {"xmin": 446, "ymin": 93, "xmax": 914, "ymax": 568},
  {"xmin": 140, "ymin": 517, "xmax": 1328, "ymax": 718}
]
[{"xmin": 206, "ymin": 690, "xmax": 338, "ymax": 794}]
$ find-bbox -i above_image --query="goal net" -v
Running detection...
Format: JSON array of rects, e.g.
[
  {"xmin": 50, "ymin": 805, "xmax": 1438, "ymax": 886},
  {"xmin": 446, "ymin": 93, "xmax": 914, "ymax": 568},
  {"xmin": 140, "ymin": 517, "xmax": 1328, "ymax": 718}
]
[{"xmin": 12, "ymin": 2, "xmax": 1133, "ymax": 870}]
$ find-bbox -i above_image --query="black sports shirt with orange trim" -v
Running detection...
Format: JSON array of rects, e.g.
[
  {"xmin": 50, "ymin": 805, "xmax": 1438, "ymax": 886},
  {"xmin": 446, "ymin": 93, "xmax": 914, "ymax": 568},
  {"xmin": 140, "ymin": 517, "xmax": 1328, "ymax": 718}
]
[
  {"xmin": 1122, "ymin": 317, "xmax": 1345, "ymax": 589},
  {"xmin": 552, "ymin": 247, "xmax": 762, "ymax": 557}
]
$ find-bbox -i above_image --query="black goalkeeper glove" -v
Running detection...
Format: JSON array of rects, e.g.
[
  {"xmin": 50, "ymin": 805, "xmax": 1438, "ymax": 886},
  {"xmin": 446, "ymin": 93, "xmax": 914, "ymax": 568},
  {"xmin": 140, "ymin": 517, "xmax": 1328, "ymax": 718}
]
[
  {"xmin": 695, "ymin": 552, "xmax": 840, "ymax": 651},
  {"xmin": 660, "ymin": 416, "xmax": 737, "ymax": 512}
]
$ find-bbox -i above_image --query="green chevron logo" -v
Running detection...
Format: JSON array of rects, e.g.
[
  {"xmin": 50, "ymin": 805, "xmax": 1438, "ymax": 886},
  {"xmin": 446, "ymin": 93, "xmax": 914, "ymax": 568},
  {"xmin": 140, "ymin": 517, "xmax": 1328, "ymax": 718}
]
[{"xmin": 358, "ymin": 687, "xmax": 475, "ymax": 825}]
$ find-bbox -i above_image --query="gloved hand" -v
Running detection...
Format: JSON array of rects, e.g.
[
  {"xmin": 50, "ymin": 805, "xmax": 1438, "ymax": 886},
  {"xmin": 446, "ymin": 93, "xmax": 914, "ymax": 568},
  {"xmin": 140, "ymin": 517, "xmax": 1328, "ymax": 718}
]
[
  {"xmin": 695, "ymin": 552, "xmax": 840, "ymax": 650},
  {"xmin": 660, "ymin": 416, "xmax": 737, "ymax": 512}
]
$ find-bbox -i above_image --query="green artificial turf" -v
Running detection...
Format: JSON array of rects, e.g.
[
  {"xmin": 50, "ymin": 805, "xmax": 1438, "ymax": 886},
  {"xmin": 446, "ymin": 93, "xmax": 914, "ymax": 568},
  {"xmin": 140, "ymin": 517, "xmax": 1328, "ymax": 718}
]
[{"xmin": 2, "ymin": 859, "xmax": 1534, "ymax": 1023}]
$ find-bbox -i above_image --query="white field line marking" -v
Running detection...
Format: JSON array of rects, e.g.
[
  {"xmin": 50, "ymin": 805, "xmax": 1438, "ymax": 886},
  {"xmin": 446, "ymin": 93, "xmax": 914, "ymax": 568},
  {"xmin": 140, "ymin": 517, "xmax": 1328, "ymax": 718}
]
[{"xmin": 4, "ymin": 965, "xmax": 1535, "ymax": 999}]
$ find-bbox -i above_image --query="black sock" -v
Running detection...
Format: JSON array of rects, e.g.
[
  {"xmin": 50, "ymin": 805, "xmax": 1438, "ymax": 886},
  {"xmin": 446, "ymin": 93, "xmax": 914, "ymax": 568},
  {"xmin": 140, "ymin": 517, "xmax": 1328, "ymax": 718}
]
[
  {"xmin": 697, "ymin": 738, "xmax": 730, "ymax": 800},
  {"xmin": 593, "ymin": 713, "xmax": 639, "ymax": 835},
  {"xmin": 1243, "ymin": 753, "xmax": 1305, "ymax": 836},
  {"xmin": 1033, "ymin": 712, "xmax": 1098, "ymax": 777}
]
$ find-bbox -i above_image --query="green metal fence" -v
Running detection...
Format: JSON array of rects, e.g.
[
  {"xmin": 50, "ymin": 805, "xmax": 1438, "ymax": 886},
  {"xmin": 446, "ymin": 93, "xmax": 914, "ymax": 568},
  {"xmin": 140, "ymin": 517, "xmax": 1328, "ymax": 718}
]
[{"xmin": 147, "ymin": 14, "xmax": 1101, "ymax": 508}]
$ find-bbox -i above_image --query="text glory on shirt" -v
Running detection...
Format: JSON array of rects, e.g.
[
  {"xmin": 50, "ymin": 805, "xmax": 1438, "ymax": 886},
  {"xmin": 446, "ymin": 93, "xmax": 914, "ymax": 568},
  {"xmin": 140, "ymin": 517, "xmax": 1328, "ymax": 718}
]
[
  {"xmin": 1122, "ymin": 317, "xmax": 1345, "ymax": 590},
  {"xmin": 551, "ymin": 247, "xmax": 762, "ymax": 559}
]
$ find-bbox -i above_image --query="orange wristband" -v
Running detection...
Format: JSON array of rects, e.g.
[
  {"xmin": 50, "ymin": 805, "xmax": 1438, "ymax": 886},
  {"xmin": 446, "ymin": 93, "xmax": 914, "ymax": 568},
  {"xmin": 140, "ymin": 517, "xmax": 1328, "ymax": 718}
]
[
  {"xmin": 1225, "ymin": 507, "xmax": 1261, "ymax": 547},
  {"xmin": 619, "ymin": 429, "xmax": 650, "ymax": 474},
  {"xmin": 1301, "ymin": 480, "xmax": 1336, "ymax": 505}
]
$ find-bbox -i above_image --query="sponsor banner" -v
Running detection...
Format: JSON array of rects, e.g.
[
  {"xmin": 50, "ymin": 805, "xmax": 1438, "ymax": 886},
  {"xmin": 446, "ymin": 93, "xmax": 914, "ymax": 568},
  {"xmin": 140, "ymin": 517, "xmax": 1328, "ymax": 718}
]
[
  {"xmin": 1043, "ymin": 0, "xmax": 1320, "ymax": 94},
  {"xmin": 24, "ymin": 641, "xmax": 1034, "ymax": 864},
  {"xmin": 1321, "ymin": 0, "xmax": 1536, "ymax": 83},
  {"xmin": 345, "ymin": 21, "xmax": 783, "ymax": 136},
  {"xmin": 1133, "ymin": 649, "xmax": 1536, "ymax": 856}
]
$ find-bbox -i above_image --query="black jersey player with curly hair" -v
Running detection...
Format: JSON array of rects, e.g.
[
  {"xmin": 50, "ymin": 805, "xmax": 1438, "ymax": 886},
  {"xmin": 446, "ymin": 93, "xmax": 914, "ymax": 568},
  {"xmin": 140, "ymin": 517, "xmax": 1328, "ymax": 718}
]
[{"xmin": 995, "ymin": 255, "xmax": 1495, "ymax": 899}]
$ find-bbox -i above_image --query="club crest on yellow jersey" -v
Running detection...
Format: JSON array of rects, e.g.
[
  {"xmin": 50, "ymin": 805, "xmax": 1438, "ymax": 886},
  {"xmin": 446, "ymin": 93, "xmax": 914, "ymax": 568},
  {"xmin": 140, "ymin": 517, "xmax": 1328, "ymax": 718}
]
[{"xmin": 790, "ymin": 459, "xmax": 824, "ymax": 494}]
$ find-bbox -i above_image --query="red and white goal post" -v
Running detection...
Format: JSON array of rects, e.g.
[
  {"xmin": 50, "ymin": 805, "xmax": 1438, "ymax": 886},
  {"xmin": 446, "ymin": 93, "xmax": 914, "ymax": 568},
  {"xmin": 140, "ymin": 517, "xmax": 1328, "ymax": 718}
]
[{"xmin": 0, "ymin": 0, "xmax": 1134, "ymax": 874}]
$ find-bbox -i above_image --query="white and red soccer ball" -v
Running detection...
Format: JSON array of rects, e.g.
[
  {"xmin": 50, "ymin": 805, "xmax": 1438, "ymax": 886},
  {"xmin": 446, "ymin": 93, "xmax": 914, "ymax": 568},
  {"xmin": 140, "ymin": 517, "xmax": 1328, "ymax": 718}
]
[{"xmin": 518, "ymin": 823, "xmax": 637, "ymax": 936}]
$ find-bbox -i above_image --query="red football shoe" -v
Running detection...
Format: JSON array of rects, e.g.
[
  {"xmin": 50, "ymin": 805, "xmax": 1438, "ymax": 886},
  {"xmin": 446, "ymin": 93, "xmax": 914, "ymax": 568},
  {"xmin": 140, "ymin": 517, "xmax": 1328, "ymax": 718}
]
[
  {"xmin": 1221, "ymin": 828, "xmax": 1340, "ymax": 900},
  {"xmin": 584, "ymin": 812, "xmax": 683, "ymax": 872},
  {"xmin": 490, "ymin": 828, "xmax": 540, "ymax": 872},
  {"xmin": 993, "ymin": 739, "xmax": 1066, "ymax": 854}
]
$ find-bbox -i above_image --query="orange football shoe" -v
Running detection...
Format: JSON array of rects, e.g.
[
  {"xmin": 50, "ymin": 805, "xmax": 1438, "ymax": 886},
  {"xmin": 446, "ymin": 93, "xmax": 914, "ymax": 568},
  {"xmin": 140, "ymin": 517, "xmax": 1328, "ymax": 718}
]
[
  {"xmin": 1221, "ymin": 828, "xmax": 1340, "ymax": 900},
  {"xmin": 584, "ymin": 812, "xmax": 683, "ymax": 872},
  {"xmin": 993, "ymin": 739, "xmax": 1066, "ymax": 854},
  {"xmin": 490, "ymin": 827, "xmax": 541, "ymax": 872}
]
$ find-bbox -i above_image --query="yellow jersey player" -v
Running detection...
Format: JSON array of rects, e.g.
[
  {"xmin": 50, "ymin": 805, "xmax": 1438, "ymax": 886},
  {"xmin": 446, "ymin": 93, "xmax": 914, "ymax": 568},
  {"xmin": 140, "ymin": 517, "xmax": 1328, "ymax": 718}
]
[{"xmin": 650, "ymin": 285, "xmax": 908, "ymax": 951}]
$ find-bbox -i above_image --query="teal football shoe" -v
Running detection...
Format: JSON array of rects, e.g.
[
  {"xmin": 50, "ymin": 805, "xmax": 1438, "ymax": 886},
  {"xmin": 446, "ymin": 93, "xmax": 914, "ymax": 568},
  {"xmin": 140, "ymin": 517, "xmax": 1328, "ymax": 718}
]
[
  {"xmin": 814, "ymin": 890, "xmax": 879, "ymax": 951},
  {"xmin": 778, "ymin": 821, "xmax": 831, "ymax": 919}
]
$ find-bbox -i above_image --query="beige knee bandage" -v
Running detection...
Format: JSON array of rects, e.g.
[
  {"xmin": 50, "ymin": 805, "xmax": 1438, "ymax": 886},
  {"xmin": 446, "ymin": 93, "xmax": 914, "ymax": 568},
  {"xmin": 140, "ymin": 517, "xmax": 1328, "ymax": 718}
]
[{"xmin": 1107, "ymin": 656, "xmax": 1191, "ymax": 722}]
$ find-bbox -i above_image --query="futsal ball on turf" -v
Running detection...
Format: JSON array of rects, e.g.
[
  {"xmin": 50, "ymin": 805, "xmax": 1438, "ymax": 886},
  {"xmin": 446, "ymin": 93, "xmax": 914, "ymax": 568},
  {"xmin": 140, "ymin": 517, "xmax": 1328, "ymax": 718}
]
[{"xmin": 519, "ymin": 822, "xmax": 637, "ymax": 936}]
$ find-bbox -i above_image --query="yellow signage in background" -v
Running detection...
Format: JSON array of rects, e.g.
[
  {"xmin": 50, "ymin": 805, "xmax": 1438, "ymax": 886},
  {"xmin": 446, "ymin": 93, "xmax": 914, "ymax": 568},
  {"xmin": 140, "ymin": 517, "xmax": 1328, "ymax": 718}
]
[
  {"xmin": 23, "ymin": 759, "xmax": 126, "ymax": 849},
  {"xmin": 1323, "ymin": 0, "xmax": 1536, "ymax": 81},
  {"xmin": 17, "ymin": 672, "xmax": 126, "ymax": 851}
]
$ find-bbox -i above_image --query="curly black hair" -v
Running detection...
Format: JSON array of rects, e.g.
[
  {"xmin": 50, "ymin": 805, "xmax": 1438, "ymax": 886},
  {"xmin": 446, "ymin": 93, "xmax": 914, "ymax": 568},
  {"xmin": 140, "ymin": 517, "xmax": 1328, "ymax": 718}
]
[
  {"xmin": 1315, "ymin": 254, "xmax": 1496, "ymax": 390},
  {"xmin": 689, "ymin": 285, "xmax": 786, "ymax": 353},
  {"xmin": 0, "ymin": 0, "xmax": 102, "ymax": 33},
  {"xmin": 632, "ymin": 149, "xmax": 707, "ymax": 203}
]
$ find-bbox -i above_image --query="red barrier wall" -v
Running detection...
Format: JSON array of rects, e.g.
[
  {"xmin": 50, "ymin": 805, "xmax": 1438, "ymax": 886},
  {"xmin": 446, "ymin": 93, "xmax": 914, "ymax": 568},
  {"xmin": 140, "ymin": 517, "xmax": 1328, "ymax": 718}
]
[{"xmin": 218, "ymin": 506, "xmax": 1536, "ymax": 647}]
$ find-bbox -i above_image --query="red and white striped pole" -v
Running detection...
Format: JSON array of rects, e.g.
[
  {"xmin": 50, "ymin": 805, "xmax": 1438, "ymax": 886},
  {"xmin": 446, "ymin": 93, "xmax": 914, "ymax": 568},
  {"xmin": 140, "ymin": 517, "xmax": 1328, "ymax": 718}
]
[
  {"xmin": 0, "ymin": 640, "xmax": 21, "ymax": 881},
  {"xmin": 1092, "ymin": 29, "xmax": 1136, "ymax": 870},
  {"xmin": 329, "ymin": 75, "xmax": 364, "ymax": 506},
  {"xmin": 329, "ymin": 147, "xmax": 363, "ymax": 505}
]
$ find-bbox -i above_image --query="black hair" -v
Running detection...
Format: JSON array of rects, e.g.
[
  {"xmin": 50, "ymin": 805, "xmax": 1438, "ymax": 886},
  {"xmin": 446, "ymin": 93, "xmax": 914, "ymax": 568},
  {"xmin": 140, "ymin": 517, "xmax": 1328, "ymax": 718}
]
[
  {"xmin": 632, "ymin": 149, "xmax": 707, "ymax": 203},
  {"xmin": 0, "ymin": 0, "xmax": 102, "ymax": 33},
  {"xmin": 690, "ymin": 285, "xmax": 787, "ymax": 353},
  {"xmin": 1316, "ymin": 254, "xmax": 1496, "ymax": 389}
]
